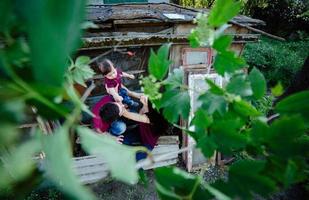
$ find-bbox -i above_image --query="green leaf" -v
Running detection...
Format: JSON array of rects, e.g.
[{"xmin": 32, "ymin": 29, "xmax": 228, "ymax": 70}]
[
  {"xmin": 199, "ymin": 92, "xmax": 227, "ymax": 115},
  {"xmin": 0, "ymin": 123, "xmax": 18, "ymax": 148},
  {"xmin": 155, "ymin": 181, "xmax": 182, "ymax": 200},
  {"xmin": 155, "ymin": 167, "xmax": 198, "ymax": 193},
  {"xmin": 138, "ymin": 170, "xmax": 148, "ymax": 186},
  {"xmin": 250, "ymin": 120, "xmax": 269, "ymax": 144},
  {"xmin": 213, "ymin": 35, "xmax": 233, "ymax": 52},
  {"xmin": 208, "ymin": 0, "xmax": 241, "ymax": 27},
  {"xmin": 155, "ymin": 167, "xmax": 214, "ymax": 200},
  {"xmin": 190, "ymin": 109, "xmax": 216, "ymax": 158},
  {"xmin": 228, "ymin": 160, "xmax": 276, "ymax": 198},
  {"xmin": 210, "ymin": 118, "xmax": 247, "ymax": 154},
  {"xmin": 269, "ymin": 116, "xmax": 305, "ymax": 141},
  {"xmin": 165, "ymin": 68, "xmax": 184, "ymax": 89},
  {"xmin": 196, "ymin": 135, "xmax": 217, "ymax": 158},
  {"xmin": 232, "ymin": 100, "xmax": 261, "ymax": 117},
  {"xmin": 248, "ymin": 68, "xmax": 266, "ymax": 99},
  {"xmin": 189, "ymin": 13, "xmax": 215, "ymax": 46},
  {"xmin": 4, "ymin": 38, "xmax": 30, "ymax": 68},
  {"xmin": 17, "ymin": 0, "xmax": 86, "ymax": 87},
  {"xmin": 191, "ymin": 108, "xmax": 213, "ymax": 131},
  {"xmin": 141, "ymin": 75, "xmax": 162, "ymax": 101},
  {"xmin": 0, "ymin": 100, "xmax": 25, "ymax": 123},
  {"xmin": 75, "ymin": 56, "xmax": 90, "ymax": 67},
  {"xmin": 283, "ymin": 160, "xmax": 298, "ymax": 188},
  {"xmin": 148, "ymin": 44, "xmax": 172, "ymax": 80},
  {"xmin": 0, "ymin": 0, "xmax": 13, "ymax": 33},
  {"xmin": 27, "ymin": 98, "xmax": 70, "ymax": 119},
  {"xmin": 275, "ymin": 91, "xmax": 309, "ymax": 121},
  {"xmin": 271, "ymin": 82, "xmax": 284, "ymax": 97},
  {"xmin": 161, "ymin": 89, "xmax": 190, "ymax": 123},
  {"xmin": 42, "ymin": 127, "xmax": 95, "ymax": 200},
  {"xmin": 205, "ymin": 78, "xmax": 225, "ymax": 95},
  {"xmin": 77, "ymin": 126, "xmax": 139, "ymax": 184},
  {"xmin": 227, "ymin": 75, "xmax": 253, "ymax": 97},
  {"xmin": 267, "ymin": 116, "xmax": 305, "ymax": 158},
  {"xmin": 69, "ymin": 56, "xmax": 95, "ymax": 87},
  {"xmin": 204, "ymin": 184, "xmax": 231, "ymax": 200},
  {"xmin": 214, "ymin": 50, "xmax": 246, "ymax": 75},
  {"xmin": 0, "ymin": 139, "xmax": 41, "ymax": 190},
  {"xmin": 28, "ymin": 83, "xmax": 64, "ymax": 99},
  {"xmin": 188, "ymin": 30, "xmax": 200, "ymax": 48},
  {"xmin": 0, "ymin": 83, "xmax": 24, "ymax": 101}
]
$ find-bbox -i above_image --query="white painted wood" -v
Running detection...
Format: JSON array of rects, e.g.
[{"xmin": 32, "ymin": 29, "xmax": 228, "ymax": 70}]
[
  {"xmin": 157, "ymin": 136, "xmax": 179, "ymax": 145},
  {"xmin": 79, "ymin": 171, "xmax": 109, "ymax": 184},
  {"xmin": 185, "ymin": 51, "xmax": 210, "ymax": 65},
  {"xmin": 73, "ymin": 156, "xmax": 106, "ymax": 168},
  {"xmin": 74, "ymin": 136, "xmax": 179, "ymax": 184},
  {"xmin": 74, "ymin": 163, "xmax": 109, "ymax": 176},
  {"xmin": 143, "ymin": 158, "xmax": 178, "ymax": 170},
  {"xmin": 152, "ymin": 145, "xmax": 179, "ymax": 154},
  {"xmin": 184, "ymin": 73, "xmax": 223, "ymax": 172}
]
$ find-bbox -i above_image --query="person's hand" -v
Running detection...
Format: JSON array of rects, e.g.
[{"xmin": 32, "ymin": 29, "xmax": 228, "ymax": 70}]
[
  {"xmin": 140, "ymin": 95, "xmax": 148, "ymax": 106},
  {"xmin": 128, "ymin": 74, "xmax": 135, "ymax": 79},
  {"xmin": 115, "ymin": 95, "xmax": 123, "ymax": 102},
  {"xmin": 115, "ymin": 135, "xmax": 124, "ymax": 144}
]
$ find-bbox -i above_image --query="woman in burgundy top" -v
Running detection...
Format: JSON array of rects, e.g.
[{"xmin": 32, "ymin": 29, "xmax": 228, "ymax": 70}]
[{"xmin": 92, "ymin": 95, "xmax": 169, "ymax": 150}]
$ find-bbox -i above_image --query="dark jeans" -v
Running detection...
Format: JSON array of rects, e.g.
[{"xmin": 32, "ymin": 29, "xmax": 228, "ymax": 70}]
[
  {"xmin": 119, "ymin": 88, "xmax": 139, "ymax": 110},
  {"xmin": 122, "ymin": 125, "xmax": 153, "ymax": 161}
]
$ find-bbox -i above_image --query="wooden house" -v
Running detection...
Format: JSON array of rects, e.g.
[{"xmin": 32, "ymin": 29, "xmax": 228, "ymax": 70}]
[{"xmin": 80, "ymin": 2, "xmax": 268, "ymax": 172}]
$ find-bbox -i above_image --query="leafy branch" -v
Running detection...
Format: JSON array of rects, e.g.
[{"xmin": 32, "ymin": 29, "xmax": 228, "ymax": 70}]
[{"xmin": 141, "ymin": 0, "xmax": 309, "ymax": 199}]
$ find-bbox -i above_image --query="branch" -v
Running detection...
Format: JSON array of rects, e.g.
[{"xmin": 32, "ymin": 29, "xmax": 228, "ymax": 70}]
[
  {"xmin": 81, "ymin": 80, "xmax": 96, "ymax": 102},
  {"xmin": 88, "ymin": 42, "xmax": 122, "ymax": 65}
]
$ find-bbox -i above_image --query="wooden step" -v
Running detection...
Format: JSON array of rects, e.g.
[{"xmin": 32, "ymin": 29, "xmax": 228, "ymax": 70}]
[{"xmin": 73, "ymin": 136, "xmax": 179, "ymax": 184}]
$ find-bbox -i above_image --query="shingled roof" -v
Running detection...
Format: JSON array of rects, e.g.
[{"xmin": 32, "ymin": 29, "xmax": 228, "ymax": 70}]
[{"xmin": 86, "ymin": 2, "xmax": 265, "ymax": 27}]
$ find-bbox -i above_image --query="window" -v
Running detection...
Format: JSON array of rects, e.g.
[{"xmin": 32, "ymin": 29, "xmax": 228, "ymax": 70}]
[{"xmin": 182, "ymin": 48, "xmax": 213, "ymax": 69}]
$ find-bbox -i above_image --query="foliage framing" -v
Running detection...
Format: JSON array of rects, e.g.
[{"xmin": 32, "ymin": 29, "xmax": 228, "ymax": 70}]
[
  {"xmin": 0, "ymin": 0, "xmax": 308, "ymax": 200},
  {"xmin": 142, "ymin": 0, "xmax": 309, "ymax": 199}
]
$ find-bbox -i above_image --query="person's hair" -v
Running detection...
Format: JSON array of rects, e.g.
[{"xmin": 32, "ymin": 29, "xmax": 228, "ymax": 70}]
[
  {"xmin": 99, "ymin": 103, "xmax": 120, "ymax": 123},
  {"xmin": 98, "ymin": 59, "xmax": 113, "ymax": 76}
]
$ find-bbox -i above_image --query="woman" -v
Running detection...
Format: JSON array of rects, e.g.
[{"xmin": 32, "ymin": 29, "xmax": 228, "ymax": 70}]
[{"xmin": 92, "ymin": 95, "xmax": 169, "ymax": 150}]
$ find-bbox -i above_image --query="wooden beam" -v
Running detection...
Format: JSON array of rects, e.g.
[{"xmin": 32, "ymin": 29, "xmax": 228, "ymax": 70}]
[{"xmin": 230, "ymin": 20, "xmax": 285, "ymax": 41}]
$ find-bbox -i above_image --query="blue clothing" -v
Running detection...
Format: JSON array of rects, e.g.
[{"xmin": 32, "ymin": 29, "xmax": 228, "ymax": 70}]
[
  {"xmin": 120, "ymin": 125, "xmax": 153, "ymax": 162},
  {"xmin": 109, "ymin": 120, "xmax": 126, "ymax": 136},
  {"xmin": 118, "ymin": 88, "xmax": 139, "ymax": 110}
]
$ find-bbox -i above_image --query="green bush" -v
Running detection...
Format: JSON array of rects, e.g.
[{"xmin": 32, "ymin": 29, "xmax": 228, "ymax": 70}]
[
  {"xmin": 243, "ymin": 37, "xmax": 309, "ymax": 87},
  {"xmin": 252, "ymin": 94, "xmax": 274, "ymax": 115}
]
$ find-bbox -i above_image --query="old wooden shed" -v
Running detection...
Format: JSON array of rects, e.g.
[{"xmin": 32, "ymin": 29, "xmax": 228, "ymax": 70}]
[{"xmin": 80, "ymin": 2, "xmax": 266, "ymax": 171}]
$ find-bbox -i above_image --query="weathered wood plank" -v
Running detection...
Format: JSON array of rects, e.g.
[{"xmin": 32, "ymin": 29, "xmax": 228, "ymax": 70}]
[
  {"xmin": 79, "ymin": 171, "xmax": 108, "ymax": 184},
  {"xmin": 74, "ymin": 136, "xmax": 179, "ymax": 184},
  {"xmin": 157, "ymin": 136, "xmax": 179, "ymax": 145},
  {"xmin": 152, "ymin": 145, "xmax": 179, "ymax": 155},
  {"xmin": 73, "ymin": 157, "xmax": 106, "ymax": 169},
  {"xmin": 73, "ymin": 144, "xmax": 179, "ymax": 169},
  {"xmin": 143, "ymin": 158, "xmax": 178, "ymax": 170},
  {"xmin": 74, "ymin": 163, "xmax": 108, "ymax": 176}
]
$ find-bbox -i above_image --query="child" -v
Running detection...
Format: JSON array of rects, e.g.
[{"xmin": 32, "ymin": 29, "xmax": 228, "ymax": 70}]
[{"xmin": 98, "ymin": 59, "xmax": 142, "ymax": 110}]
